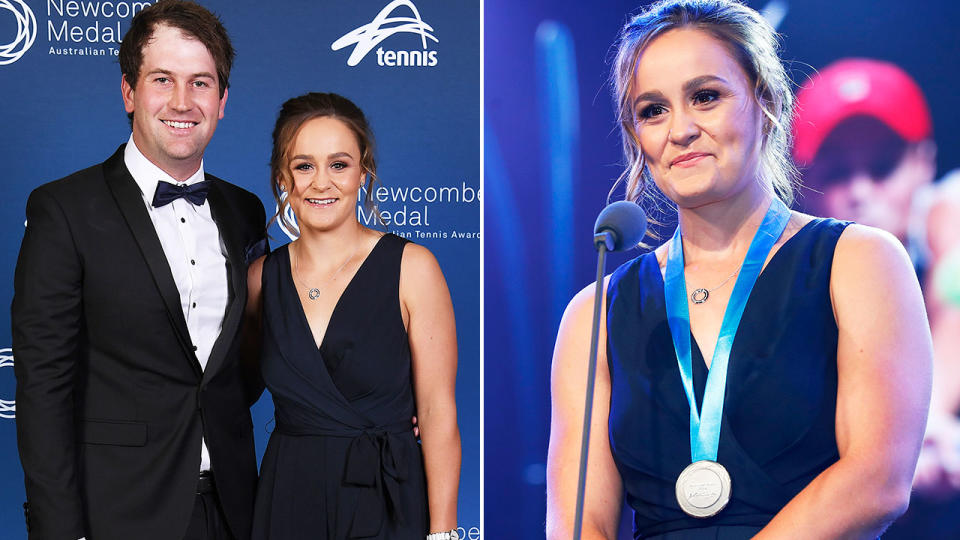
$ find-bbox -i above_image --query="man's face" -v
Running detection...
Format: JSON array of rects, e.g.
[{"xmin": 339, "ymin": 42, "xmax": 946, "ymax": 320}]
[
  {"xmin": 802, "ymin": 116, "xmax": 935, "ymax": 242},
  {"xmin": 121, "ymin": 24, "xmax": 227, "ymax": 181}
]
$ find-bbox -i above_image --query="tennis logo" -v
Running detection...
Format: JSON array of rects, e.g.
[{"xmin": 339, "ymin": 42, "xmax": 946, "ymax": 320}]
[
  {"xmin": 0, "ymin": 348, "xmax": 14, "ymax": 419},
  {"xmin": 0, "ymin": 0, "xmax": 37, "ymax": 65},
  {"xmin": 331, "ymin": 0, "xmax": 438, "ymax": 68}
]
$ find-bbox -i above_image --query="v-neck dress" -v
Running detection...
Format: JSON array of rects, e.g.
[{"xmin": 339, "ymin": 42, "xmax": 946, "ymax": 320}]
[
  {"xmin": 605, "ymin": 218, "xmax": 851, "ymax": 539},
  {"xmin": 252, "ymin": 234, "xmax": 428, "ymax": 539}
]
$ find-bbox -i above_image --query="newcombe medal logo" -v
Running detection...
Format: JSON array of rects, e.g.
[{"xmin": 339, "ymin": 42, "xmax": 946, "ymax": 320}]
[
  {"xmin": 276, "ymin": 191, "xmax": 300, "ymax": 242},
  {"xmin": 331, "ymin": 0, "xmax": 438, "ymax": 67},
  {"xmin": 0, "ymin": 0, "xmax": 37, "ymax": 65},
  {"xmin": 1, "ymin": 348, "xmax": 14, "ymax": 419}
]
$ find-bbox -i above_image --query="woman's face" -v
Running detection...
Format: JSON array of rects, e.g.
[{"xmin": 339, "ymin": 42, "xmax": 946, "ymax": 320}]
[
  {"xmin": 802, "ymin": 117, "xmax": 935, "ymax": 242},
  {"xmin": 282, "ymin": 116, "xmax": 364, "ymax": 233},
  {"xmin": 630, "ymin": 28, "xmax": 764, "ymax": 209}
]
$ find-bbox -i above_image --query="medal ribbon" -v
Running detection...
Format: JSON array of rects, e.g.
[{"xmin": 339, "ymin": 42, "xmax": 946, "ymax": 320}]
[{"xmin": 664, "ymin": 198, "xmax": 790, "ymax": 463}]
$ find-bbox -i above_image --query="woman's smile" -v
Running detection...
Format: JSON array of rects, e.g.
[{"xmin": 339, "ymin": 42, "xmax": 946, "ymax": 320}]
[{"xmin": 671, "ymin": 152, "xmax": 713, "ymax": 168}]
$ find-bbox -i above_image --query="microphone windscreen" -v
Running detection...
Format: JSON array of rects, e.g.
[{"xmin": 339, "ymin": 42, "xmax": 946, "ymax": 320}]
[{"xmin": 594, "ymin": 201, "xmax": 648, "ymax": 251}]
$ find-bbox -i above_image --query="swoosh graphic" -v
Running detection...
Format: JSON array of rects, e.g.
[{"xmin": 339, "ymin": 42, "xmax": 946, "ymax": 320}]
[{"xmin": 331, "ymin": 0, "xmax": 438, "ymax": 67}]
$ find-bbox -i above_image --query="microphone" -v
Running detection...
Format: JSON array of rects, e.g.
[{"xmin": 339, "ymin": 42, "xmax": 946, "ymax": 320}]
[
  {"xmin": 594, "ymin": 200, "xmax": 648, "ymax": 252},
  {"xmin": 574, "ymin": 201, "xmax": 646, "ymax": 540}
]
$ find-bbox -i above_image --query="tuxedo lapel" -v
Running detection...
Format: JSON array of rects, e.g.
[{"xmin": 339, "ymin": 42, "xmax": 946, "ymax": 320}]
[
  {"xmin": 203, "ymin": 179, "xmax": 247, "ymax": 383},
  {"xmin": 101, "ymin": 146, "xmax": 202, "ymax": 377}
]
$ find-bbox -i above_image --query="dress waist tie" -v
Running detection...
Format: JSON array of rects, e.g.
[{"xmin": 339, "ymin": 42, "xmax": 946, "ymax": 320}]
[{"xmin": 276, "ymin": 418, "xmax": 413, "ymax": 538}]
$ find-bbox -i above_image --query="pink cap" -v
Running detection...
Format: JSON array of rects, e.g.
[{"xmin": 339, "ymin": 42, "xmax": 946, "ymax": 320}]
[{"xmin": 792, "ymin": 58, "xmax": 932, "ymax": 165}]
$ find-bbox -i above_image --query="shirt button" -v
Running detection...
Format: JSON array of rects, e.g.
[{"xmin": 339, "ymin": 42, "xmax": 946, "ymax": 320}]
[
  {"xmin": 191, "ymin": 259, "xmax": 196, "ymax": 265},
  {"xmin": 192, "ymin": 345, "xmax": 198, "ymax": 352},
  {"xmin": 192, "ymin": 302, "xmax": 197, "ymax": 308},
  {"xmin": 180, "ymin": 217, "xmax": 186, "ymax": 223}
]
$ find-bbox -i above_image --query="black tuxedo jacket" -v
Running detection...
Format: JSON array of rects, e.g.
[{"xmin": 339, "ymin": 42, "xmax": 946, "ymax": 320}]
[{"xmin": 12, "ymin": 146, "xmax": 267, "ymax": 540}]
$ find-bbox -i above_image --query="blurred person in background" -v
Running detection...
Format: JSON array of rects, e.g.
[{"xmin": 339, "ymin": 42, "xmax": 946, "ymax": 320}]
[
  {"xmin": 795, "ymin": 57, "xmax": 960, "ymax": 503},
  {"xmin": 795, "ymin": 57, "xmax": 960, "ymax": 537}
]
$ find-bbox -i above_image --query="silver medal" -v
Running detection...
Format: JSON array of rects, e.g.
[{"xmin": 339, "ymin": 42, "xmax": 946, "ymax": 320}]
[{"xmin": 675, "ymin": 460, "xmax": 731, "ymax": 518}]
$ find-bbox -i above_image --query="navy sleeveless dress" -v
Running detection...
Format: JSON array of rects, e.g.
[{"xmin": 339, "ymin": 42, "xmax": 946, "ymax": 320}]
[
  {"xmin": 606, "ymin": 219, "xmax": 850, "ymax": 539},
  {"xmin": 252, "ymin": 234, "xmax": 428, "ymax": 539}
]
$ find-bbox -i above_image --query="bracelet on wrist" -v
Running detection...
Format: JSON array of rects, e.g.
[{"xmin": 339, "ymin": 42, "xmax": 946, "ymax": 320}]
[{"xmin": 426, "ymin": 529, "xmax": 459, "ymax": 540}]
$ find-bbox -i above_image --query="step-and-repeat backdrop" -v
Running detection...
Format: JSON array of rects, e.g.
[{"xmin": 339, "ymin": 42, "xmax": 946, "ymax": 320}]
[{"xmin": 0, "ymin": 0, "xmax": 480, "ymax": 536}]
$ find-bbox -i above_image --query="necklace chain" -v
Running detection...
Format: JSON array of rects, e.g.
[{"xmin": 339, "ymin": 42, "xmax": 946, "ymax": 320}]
[
  {"xmin": 689, "ymin": 264, "xmax": 742, "ymax": 305},
  {"xmin": 291, "ymin": 242, "xmax": 360, "ymax": 301}
]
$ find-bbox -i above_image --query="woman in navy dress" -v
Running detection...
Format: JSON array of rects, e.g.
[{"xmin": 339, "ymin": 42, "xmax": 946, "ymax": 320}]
[
  {"xmin": 546, "ymin": 1, "xmax": 931, "ymax": 538},
  {"xmin": 246, "ymin": 93, "xmax": 460, "ymax": 539}
]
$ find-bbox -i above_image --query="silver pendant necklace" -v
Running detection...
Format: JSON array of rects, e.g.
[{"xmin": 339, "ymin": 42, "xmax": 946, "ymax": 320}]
[
  {"xmin": 689, "ymin": 265, "xmax": 742, "ymax": 304},
  {"xmin": 292, "ymin": 242, "xmax": 359, "ymax": 301}
]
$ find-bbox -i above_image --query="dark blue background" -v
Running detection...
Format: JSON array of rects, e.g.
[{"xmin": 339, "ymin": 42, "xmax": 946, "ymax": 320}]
[
  {"xmin": 0, "ymin": 0, "xmax": 480, "ymax": 536},
  {"xmin": 484, "ymin": 0, "xmax": 960, "ymax": 537}
]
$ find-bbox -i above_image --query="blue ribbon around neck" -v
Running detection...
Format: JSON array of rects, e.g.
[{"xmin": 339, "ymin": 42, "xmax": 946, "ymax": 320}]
[{"xmin": 664, "ymin": 198, "xmax": 791, "ymax": 463}]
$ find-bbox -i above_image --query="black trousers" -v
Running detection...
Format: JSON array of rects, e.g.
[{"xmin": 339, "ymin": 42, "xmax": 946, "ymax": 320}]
[{"xmin": 183, "ymin": 481, "xmax": 234, "ymax": 540}]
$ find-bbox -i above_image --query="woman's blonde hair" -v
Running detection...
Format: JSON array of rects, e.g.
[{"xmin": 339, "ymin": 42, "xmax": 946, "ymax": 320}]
[
  {"xmin": 269, "ymin": 92, "xmax": 381, "ymax": 233},
  {"xmin": 610, "ymin": 0, "xmax": 797, "ymax": 223}
]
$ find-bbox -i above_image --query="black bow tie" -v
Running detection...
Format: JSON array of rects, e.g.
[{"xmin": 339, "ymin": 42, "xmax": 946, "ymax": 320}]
[{"xmin": 152, "ymin": 180, "xmax": 211, "ymax": 208}]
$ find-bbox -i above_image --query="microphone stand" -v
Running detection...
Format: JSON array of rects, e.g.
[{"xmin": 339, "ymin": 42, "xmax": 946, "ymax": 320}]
[{"xmin": 572, "ymin": 230, "xmax": 615, "ymax": 540}]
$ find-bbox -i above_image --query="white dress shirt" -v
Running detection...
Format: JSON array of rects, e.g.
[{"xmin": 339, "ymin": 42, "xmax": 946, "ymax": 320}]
[{"xmin": 124, "ymin": 135, "xmax": 230, "ymax": 472}]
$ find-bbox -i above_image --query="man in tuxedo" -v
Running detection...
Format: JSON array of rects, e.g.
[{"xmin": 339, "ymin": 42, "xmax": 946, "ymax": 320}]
[{"xmin": 12, "ymin": 2, "xmax": 267, "ymax": 539}]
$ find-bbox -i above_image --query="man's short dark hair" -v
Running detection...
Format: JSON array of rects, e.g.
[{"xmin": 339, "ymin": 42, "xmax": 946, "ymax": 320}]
[{"xmin": 119, "ymin": 0, "xmax": 234, "ymax": 99}]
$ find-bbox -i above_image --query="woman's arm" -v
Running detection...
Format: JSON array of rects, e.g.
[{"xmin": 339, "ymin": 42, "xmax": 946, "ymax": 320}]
[
  {"xmin": 402, "ymin": 243, "xmax": 460, "ymax": 533},
  {"xmin": 547, "ymin": 279, "xmax": 623, "ymax": 540},
  {"xmin": 755, "ymin": 224, "xmax": 931, "ymax": 539}
]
